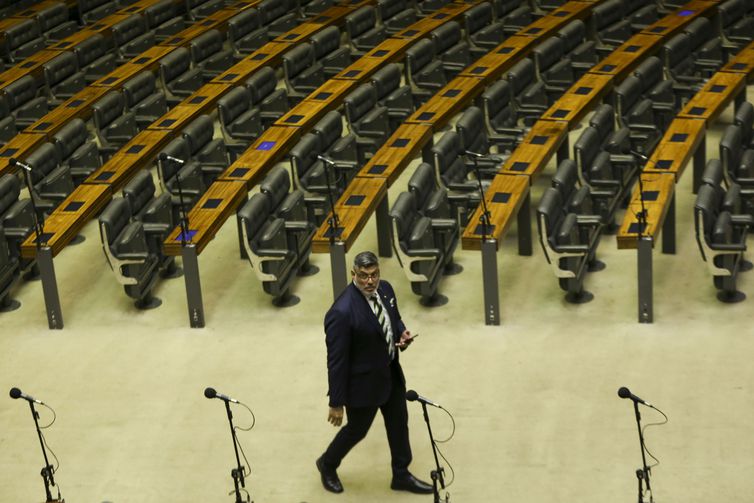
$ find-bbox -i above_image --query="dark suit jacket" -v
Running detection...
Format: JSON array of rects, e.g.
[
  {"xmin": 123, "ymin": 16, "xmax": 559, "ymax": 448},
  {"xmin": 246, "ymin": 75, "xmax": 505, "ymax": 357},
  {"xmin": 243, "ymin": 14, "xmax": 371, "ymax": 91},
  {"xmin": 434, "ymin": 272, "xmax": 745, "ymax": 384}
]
[{"xmin": 325, "ymin": 280, "xmax": 407, "ymax": 408}]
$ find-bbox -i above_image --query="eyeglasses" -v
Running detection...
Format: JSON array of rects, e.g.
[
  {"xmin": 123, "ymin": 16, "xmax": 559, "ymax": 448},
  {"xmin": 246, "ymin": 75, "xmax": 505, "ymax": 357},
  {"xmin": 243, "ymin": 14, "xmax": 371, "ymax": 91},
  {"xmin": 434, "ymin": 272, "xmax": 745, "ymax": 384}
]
[{"xmin": 355, "ymin": 270, "xmax": 380, "ymax": 281}]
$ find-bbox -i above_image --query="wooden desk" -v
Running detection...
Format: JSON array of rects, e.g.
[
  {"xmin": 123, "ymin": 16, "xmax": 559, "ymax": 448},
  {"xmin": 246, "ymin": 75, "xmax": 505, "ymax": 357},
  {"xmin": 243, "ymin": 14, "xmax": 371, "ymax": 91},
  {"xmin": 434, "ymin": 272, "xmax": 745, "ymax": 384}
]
[
  {"xmin": 163, "ymin": 180, "xmax": 249, "ymax": 256},
  {"xmin": 211, "ymin": 42, "xmax": 291, "ymax": 84},
  {"xmin": 333, "ymin": 39, "xmax": 415, "ymax": 82},
  {"xmin": 25, "ymin": 86, "xmax": 111, "ymax": 136},
  {"xmin": 405, "ymin": 76, "xmax": 484, "ymax": 130},
  {"xmin": 0, "ymin": 50, "xmax": 60, "ymax": 90},
  {"xmin": 358, "ymin": 124, "xmax": 434, "ymax": 185},
  {"xmin": 720, "ymin": 41, "xmax": 754, "ymax": 82},
  {"xmin": 147, "ymin": 83, "xmax": 232, "ymax": 131},
  {"xmin": 588, "ymin": 34, "xmax": 663, "ymax": 81},
  {"xmin": 272, "ymin": 22, "xmax": 327, "ymax": 44},
  {"xmin": 677, "ymin": 71, "xmax": 746, "ymax": 125},
  {"xmin": 643, "ymin": 118, "xmax": 706, "ymax": 186},
  {"xmin": 361, "ymin": 37, "xmax": 415, "ymax": 62},
  {"xmin": 640, "ymin": 0, "xmax": 718, "ymax": 37},
  {"xmin": 20, "ymin": 184, "xmax": 113, "ymax": 259},
  {"xmin": 275, "ymin": 79, "xmax": 357, "ymax": 128},
  {"xmin": 312, "ymin": 176, "xmax": 387, "ymax": 253},
  {"xmin": 218, "ymin": 126, "xmax": 302, "ymax": 187},
  {"xmin": 517, "ymin": 1, "xmax": 594, "ymax": 38},
  {"xmin": 86, "ymin": 129, "xmax": 173, "ymax": 191},
  {"xmin": 461, "ymin": 173, "xmax": 530, "ymax": 251},
  {"xmin": 0, "ymin": 133, "xmax": 48, "ymax": 177},
  {"xmin": 617, "ymin": 173, "xmax": 676, "ymax": 249},
  {"xmin": 91, "ymin": 46, "xmax": 177, "ymax": 87},
  {"xmin": 77, "ymin": 14, "xmax": 131, "ymax": 36},
  {"xmin": 116, "ymin": 0, "xmax": 186, "ymax": 15},
  {"xmin": 458, "ymin": 36, "xmax": 536, "ymax": 83},
  {"xmin": 540, "ymin": 73, "xmax": 613, "ymax": 129},
  {"xmin": 499, "ymin": 121, "xmax": 569, "ymax": 181},
  {"xmin": 47, "ymin": 32, "xmax": 97, "ymax": 51}
]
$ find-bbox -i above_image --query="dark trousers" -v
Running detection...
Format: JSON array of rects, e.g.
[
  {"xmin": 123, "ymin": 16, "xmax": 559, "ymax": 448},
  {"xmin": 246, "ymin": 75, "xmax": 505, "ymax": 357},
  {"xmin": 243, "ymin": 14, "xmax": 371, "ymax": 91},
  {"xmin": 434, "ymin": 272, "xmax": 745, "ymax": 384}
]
[{"xmin": 322, "ymin": 364, "xmax": 412, "ymax": 476}]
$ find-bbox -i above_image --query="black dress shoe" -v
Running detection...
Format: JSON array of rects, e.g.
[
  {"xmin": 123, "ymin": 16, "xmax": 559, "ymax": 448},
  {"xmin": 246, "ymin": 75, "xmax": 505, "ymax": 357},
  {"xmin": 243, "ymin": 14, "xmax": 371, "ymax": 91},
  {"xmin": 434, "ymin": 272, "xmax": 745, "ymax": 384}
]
[
  {"xmin": 316, "ymin": 456, "xmax": 344, "ymax": 493},
  {"xmin": 390, "ymin": 472, "xmax": 433, "ymax": 494}
]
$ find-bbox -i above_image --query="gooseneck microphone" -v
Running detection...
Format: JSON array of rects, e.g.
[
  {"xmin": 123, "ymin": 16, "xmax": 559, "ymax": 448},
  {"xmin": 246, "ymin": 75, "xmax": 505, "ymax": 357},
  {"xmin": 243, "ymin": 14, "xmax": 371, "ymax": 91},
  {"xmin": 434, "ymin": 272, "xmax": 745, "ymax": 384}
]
[
  {"xmin": 9, "ymin": 387, "xmax": 45, "ymax": 405},
  {"xmin": 8, "ymin": 157, "xmax": 33, "ymax": 172},
  {"xmin": 204, "ymin": 387, "xmax": 239, "ymax": 404},
  {"xmin": 618, "ymin": 386, "xmax": 652, "ymax": 407},
  {"xmin": 316, "ymin": 153, "xmax": 335, "ymax": 164},
  {"xmin": 464, "ymin": 149, "xmax": 485, "ymax": 158},
  {"xmin": 159, "ymin": 153, "xmax": 185, "ymax": 165},
  {"xmin": 406, "ymin": 389, "xmax": 441, "ymax": 408}
]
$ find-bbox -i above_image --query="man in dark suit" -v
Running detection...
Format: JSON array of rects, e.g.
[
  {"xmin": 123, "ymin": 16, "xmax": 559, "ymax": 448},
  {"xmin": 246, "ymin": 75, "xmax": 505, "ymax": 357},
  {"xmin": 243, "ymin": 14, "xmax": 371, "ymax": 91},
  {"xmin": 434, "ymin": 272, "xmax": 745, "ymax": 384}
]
[{"xmin": 316, "ymin": 251, "xmax": 432, "ymax": 495}]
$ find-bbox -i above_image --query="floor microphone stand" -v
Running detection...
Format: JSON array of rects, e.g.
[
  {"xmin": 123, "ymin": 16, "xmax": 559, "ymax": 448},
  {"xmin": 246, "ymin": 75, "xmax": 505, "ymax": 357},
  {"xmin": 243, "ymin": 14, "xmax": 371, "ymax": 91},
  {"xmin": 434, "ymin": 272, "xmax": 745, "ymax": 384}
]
[
  {"xmin": 20, "ymin": 166, "xmax": 45, "ymax": 249},
  {"xmin": 171, "ymin": 164, "xmax": 190, "ymax": 247},
  {"xmin": 224, "ymin": 400, "xmax": 249, "ymax": 503},
  {"xmin": 633, "ymin": 400, "xmax": 652, "ymax": 503},
  {"xmin": 467, "ymin": 152, "xmax": 491, "ymax": 240},
  {"xmin": 28, "ymin": 401, "xmax": 61, "ymax": 502},
  {"xmin": 420, "ymin": 402, "xmax": 448, "ymax": 503}
]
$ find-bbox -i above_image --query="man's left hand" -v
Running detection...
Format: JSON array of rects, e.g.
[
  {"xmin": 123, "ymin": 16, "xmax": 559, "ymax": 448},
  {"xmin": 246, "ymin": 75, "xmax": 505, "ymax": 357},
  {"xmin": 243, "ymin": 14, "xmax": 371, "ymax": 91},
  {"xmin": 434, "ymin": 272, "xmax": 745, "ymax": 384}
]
[{"xmin": 396, "ymin": 330, "xmax": 415, "ymax": 351}]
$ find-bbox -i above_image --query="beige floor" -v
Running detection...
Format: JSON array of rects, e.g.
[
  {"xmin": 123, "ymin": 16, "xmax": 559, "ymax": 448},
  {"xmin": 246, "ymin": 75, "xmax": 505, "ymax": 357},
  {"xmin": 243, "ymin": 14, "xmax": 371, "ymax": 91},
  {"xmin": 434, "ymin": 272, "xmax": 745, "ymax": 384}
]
[{"xmin": 3, "ymin": 100, "xmax": 754, "ymax": 503}]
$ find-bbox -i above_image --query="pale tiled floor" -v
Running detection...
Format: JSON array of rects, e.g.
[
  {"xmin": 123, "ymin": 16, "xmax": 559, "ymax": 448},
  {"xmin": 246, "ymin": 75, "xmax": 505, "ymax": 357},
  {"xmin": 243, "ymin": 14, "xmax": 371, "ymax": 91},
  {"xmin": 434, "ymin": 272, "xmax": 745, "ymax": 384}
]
[{"xmin": 3, "ymin": 96, "xmax": 754, "ymax": 503}]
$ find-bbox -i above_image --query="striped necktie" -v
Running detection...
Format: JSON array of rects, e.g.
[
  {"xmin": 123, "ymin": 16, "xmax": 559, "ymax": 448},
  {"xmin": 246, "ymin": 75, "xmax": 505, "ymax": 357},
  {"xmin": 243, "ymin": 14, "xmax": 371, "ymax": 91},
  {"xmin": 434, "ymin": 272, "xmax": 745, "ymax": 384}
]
[{"xmin": 370, "ymin": 295, "xmax": 394, "ymax": 359}]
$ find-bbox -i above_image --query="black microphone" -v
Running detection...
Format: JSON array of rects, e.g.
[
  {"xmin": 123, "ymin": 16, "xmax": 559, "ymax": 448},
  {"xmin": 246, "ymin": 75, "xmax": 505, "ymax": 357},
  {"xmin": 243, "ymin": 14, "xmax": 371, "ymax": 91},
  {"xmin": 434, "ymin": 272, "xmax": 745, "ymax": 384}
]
[
  {"xmin": 406, "ymin": 389, "xmax": 441, "ymax": 408},
  {"xmin": 8, "ymin": 157, "xmax": 33, "ymax": 173},
  {"xmin": 9, "ymin": 387, "xmax": 44, "ymax": 405},
  {"xmin": 629, "ymin": 149, "xmax": 648, "ymax": 162},
  {"xmin": 204, "ymin": 387, "xmax": 239, "ymax": 404},
  {"xmin": 618, "ymin": 387, "xmax": 652, "ymax": 407},
  {"xmin": 159, "ymin": 153, "xmax": 185, "ymax": 165},
  {"xmin": 316, "ymin": 153, "xmax": 335, "ymax": 165}
]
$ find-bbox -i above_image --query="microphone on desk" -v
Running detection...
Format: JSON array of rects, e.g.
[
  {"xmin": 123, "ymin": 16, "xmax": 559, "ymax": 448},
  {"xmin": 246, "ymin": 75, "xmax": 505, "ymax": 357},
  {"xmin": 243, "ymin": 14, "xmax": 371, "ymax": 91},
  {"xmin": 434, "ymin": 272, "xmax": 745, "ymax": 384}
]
[
  {"xmin": 204, "ymin": 387, "xmax": 239, "ymax": 404},
  {"xmin": 8, "ymin": 157, "xmax": 33, "ymax": 173},
  {"xmin": 9, "ymin": 387, "xmax": 45, "ymax": 405},
  {"xmin": 629, "ymin": 149, "xmax": 648, "ymax": 162},
  {"xmin": 464, "ymin": 150, "xmax": 486, "ymax": 159},
  {"xmin": 316, "ymin": 154, "xmax": 336, "ymax": 165},
  {"xmin": 159, "ymin": 153, "xmax": 186, "ymax": 165}
]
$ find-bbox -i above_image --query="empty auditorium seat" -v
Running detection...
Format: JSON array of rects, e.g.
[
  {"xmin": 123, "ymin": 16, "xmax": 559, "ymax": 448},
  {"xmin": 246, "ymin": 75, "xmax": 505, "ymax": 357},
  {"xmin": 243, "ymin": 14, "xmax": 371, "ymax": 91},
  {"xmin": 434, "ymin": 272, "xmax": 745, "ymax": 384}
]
[
  {"xmin": 405, "ymin": 38, "xmax": 446, "ymax": 105},
  {"xmin": 237, "ymin": 190, "xmax": 312, "ymax": 306},
  {"xmin": 310, "ymin": 26, "xmax": 350, "ymax": 78},
  {"xmin": 310, "ymin": 111, "xmax": 360, "ymax": 172},
  {"xmin": 112, "ymin": 14, "xmax": 156, "ymax": 65},
  {"xmin": 417, "ymin": 0, "xmax": 451, "ymax": 14},
  {"xmin": 122, "ymin": 71, "xmax": 168, "ymax": 129},
  {"xmin": 631, "ymin": 56, "xmax": 677, "ymax": 131},
  {"xmin": 682, "ymin": 17, "xmax": 724, "ymax": 75},
  {"xmin": 591, "ymin": 0, "xmax": 632, "ymax": 55},
  {"xmin": 369, "ymin": 63, "xmax": 413, "ymax": 131},
  {"xmin": 506, "ymin": 59, "xmax": 548, "ymax": 125},
  {"xmin": 258, "ymin": 0, "xmax": 301, "ymax": 37},
  {"xmin": 430, "ymin": 21, "xmax": 472, "ymax": 79},
  {"xmin": 0, "ymin": 225, "xmax": 20, "ymax": 312},
  {"xmin": 92, "ymin": 91, "xmax": 139, "ymax": 159},
  {"xmin": 228, "ymin": 8, "xmax": 267, "ymax": 55},
  {"xmin": 555, "ymin": 20, "xmax": 598, "ymax": 78},
  {"xmin": 244, "ymin": 67, "xmax": 289, "ymax": 127},
  {"xmin": 36, "ymin": 2, "xmax": 78, "ymax": 42},
  {"xmin": 463, "ymin": 3, "xmax": 504, "ymax": 57},
  {"xmin": 145, "ymin": 0, "xmax": 186, "ymax": 42},
  {"xmin": 301, "ymin": 0, "xmax": 334, "ymax": 16},
  {"xmin": 480, "ymin": 80, "xmax": 525, "ymax": 136},
  {"xmin": 378, "ymin": 0, "xmax": 416, "ymax": 34},
  {"xmin": 189, "ymin": 29, "xmax": 235, "ymax": 81},
  {"xmin": 455, "ymin": 106, "xmax": 508, "ymax": 178},
  {"xmin": 734, "ymin": 102, "xmax": 754, "ymax": 150},
  {"xmin": 390, "ymin": 191, "xmax": 453, "ymax": 306},
  {"xmin": 51, "ymin": 118, "xmax": 101, "ymax": 185},
  {"xmin": 157, "ymin": 137, "xmax": 207, "ymax": 217},
  {"xmin": 551, "ymin": 159, "xmax": 597, "ymax": 217},
  {"xmin": 0, "ymin": 97, "xmax": 17, "ymax": 146},
  {"xmin": 73, "ymin": 33, "xmax": 117, "ymax": 84},
  {"xmin": 0, "ymin": 174, "xmax": 35, "ymax": 267},
  {"xmin": 43, "ymin": 51, "xmax": 85, "ymax": 106},
  {"xmin": 613, "ymin": 76, "xmax": 662, "ymax": 155},
  {"xmin": 186, "ymin": 0, "xmax": 224, "ymax": 20},
  {"xmin": 694, "ymin": 183, "xmax": 751, "ymax": 302},
  {"xmin": 99, "ymin": 197, "xmax": 163, "ymax": 309},
  {"xmin": 217, "ymin": 86, "xmax": 263, "ymax": 159},
  {"xmin": 282, "ymin": 43, "xmax": 325, "ymax": 101},
  {"xmin": 344, "ymin": 84, "xmax": 391, "ymax": 158},
  {"xmin": 346, "ymin": 6, "xmax": 386, "ymax": 58},
  {"xmin": 532, "ymin": 37, "xmax": 575, "ymax": 102},
  {"xmin": 26, "ymin": 143, "xmax": 73, "ymax": 215},
  {"xmin": 720, "ymin": 124, "xmax": 754, "ymax": 190},
  {"xmin": 79, "ymin": 0, "xmax": 117, "ymax": 23},
  {"xmin": 718, "ymin": 0, "xmax": 754, "ymax": 51},
  {"xmin": 408, "ymin": 161, "xmax": 463, "ymax": 225},
  {"xmin": 2, "ymin": 75, "xmax": 47, "ymax": 128},
  {"xmin": 181, "ymin": 115, "xmax": 228, "ymax": 186},
  {"xmin": 537, "ymin": 187, "xmax": 603, "ymax": 303},
  {"xmin": 2, "ymin": 18, "xmax": 45, "ymax": 65},
  {"xmin": 500, "ymin": 3, "xmax": 534, "ymax": 36},
  {"xmin": 158, "ymin": 47, "xmax": 203, "ymax": 106}
]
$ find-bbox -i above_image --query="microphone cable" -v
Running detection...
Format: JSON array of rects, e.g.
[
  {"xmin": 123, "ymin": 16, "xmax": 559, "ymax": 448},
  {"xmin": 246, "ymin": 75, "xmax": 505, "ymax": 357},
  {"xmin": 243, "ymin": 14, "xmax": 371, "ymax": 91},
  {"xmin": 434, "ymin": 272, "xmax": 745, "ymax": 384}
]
[
  {"xmin": 431, "ymin": 404, "xmax": 457, "ymax": 488},
  {"xmin": 641, "ymin": 405, "xmax": 669, "ymax": 469},
  {"xmin": 39, "ymin": 402, "xmax": 63, "ymax": 501},
  {"xmin": 229, "ymin": 400, "xmax": 256, "ymax": 502}
]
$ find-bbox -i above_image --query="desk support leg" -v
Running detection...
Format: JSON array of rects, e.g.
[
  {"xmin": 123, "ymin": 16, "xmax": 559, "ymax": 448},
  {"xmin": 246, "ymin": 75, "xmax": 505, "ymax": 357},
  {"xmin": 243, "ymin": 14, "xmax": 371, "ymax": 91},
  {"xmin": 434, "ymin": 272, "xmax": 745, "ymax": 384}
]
[
  {"xmin": 637, "ymin": 237, "xmax": 653, "ymax": 324},
  {"xmin": 693, "ymin": 132, "xmax": 706, "ymax": 194},
  {"xmin": 330, "ymin": 241, "xmax": 348, "ymax": 301},
  {"xmin": 517, "ymin": 191, "xmax": 532, "ymax": 256},
  {"xmin": 736, "ymin": 87, "xmax": 746, "ymax": 109},
  {"xmin": 376, "ymin": 195, "xmax": 392, "ymax": 258},
  {"xmin": 557, "ymin": 137, "xmax": 569, "ymax": 165},
  {"xmin": 481, "ymin": 238, "xmax": 500, "ymax": 326},
  {"xmin": 662, "ymin": 193, "xmax": 676, "ymax": 254},
  {"xmin": 182, "ymin": 244, "xmax": 205, "ymax": 328},
  {"xmin": 236, "ymin": 214, "xmax": 248, "ymax": 260},
  {"xmin": 38, "ymin": 247, "xmax": 63, "ymax": 330}
]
